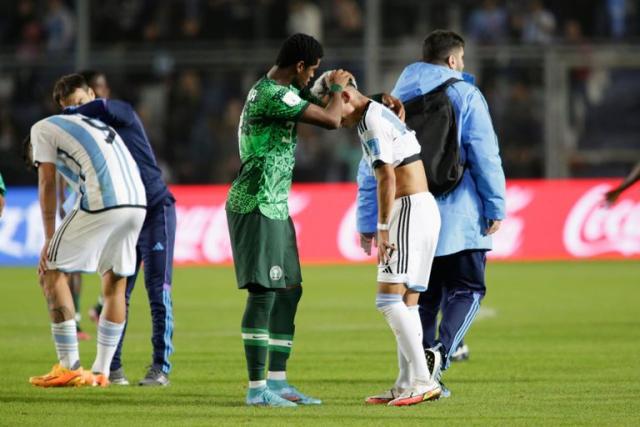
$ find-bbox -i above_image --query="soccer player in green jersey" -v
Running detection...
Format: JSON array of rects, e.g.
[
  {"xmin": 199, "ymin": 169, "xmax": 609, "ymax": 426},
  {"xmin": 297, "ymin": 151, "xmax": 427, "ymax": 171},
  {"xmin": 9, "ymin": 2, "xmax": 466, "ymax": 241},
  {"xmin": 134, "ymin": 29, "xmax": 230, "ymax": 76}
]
[{"xmin": 226, "ymin": 33, "xmax": 351, "ymax": 407}]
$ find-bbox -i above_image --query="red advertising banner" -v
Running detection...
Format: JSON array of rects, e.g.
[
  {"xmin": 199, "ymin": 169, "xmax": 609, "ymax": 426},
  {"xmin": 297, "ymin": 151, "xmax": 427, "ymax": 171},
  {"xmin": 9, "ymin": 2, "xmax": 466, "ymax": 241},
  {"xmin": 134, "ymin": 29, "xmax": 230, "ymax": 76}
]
[{"xmin": 171, "ymin": 180, "xmax": 640, "ymax": 265}]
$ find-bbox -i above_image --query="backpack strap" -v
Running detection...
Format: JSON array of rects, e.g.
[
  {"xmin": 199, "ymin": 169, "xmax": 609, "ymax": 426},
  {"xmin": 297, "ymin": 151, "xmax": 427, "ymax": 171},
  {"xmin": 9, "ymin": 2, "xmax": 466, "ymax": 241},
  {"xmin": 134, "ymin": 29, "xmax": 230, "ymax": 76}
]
[{"xmin": 428, "ymin": 77, "xmax": 463, "ymax": 95}]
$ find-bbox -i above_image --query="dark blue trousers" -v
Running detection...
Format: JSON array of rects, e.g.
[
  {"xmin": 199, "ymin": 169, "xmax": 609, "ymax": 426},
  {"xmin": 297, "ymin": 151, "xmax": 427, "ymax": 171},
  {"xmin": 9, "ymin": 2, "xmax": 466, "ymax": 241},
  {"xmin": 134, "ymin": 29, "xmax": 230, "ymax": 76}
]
[
  {"xmin": 110, "ymin": 196, "xmax": 176, "ymax": 374},
  {"xmin": 419, "ymin": 249, "xmax": 487, "ymax": 369}
]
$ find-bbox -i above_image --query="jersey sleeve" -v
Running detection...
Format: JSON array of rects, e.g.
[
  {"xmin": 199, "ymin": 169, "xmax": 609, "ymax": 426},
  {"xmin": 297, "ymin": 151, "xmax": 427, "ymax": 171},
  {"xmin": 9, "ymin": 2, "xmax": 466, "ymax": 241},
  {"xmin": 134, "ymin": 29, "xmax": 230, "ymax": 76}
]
[
  {"xmin": 299, "ymin": 87, "xmax": 326, "ymax": 107},
  {"xmin": 66, "ymin": 99, "xmax": 135, "ymax": 127},
  {"xmin": 30, "ymin": 122, "xmax": 57, "ymax": 167},
  {"xmin": 361, "ymin": 113, "xmax": 393, "ymax": 168},
  {"xmin": 261, "ymin": 85, "xmax": 310, "ymax": 121}
]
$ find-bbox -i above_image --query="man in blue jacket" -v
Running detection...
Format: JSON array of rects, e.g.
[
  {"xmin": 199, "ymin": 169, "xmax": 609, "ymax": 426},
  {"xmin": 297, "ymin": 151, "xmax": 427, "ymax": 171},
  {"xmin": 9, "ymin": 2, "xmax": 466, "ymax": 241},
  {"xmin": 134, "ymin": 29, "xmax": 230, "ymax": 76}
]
[
  {"xmin": 357, "ymin": 30, "xmax": 506, "ymax": 394},
  {"xmin": 57, "ymin": 73, "xmax": 175, "ymax": 387}
]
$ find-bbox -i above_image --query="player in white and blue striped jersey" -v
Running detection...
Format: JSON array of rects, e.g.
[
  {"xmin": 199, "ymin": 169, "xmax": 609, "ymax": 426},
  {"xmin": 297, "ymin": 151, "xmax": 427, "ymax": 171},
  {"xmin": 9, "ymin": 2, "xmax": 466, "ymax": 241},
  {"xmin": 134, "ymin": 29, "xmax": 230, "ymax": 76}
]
[{"xmin": 26, "ymin": 110, "xmax": 146, "ymax": 388}]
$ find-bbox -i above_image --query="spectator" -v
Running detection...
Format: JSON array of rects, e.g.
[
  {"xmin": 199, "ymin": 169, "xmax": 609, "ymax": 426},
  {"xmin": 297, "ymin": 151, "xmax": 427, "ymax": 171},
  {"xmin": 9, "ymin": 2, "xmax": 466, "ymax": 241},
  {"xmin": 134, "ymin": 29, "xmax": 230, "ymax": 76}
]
[
  {"xmin": 467, "ymin": 0, "xmax": 509, "ymax": 44},
  {"xmin": 520, "ymin": 0, "xmax": 556, "ymax": 44},
  {"xmin": 44, "ymin": 0, "xmax": 75, "ymax": 52},
  {"xmin": 287, "ymin": 0, "xmax": 323, "ymax": 42}
]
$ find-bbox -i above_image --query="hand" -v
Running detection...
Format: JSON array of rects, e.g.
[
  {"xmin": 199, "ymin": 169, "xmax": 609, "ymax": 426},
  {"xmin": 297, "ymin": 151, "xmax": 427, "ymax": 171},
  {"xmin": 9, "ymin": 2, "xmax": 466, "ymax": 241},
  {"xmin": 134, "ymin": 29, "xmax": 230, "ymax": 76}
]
[
  {"xmin": 604, "ymin": 188, "xmax": 622, "ymax": 206},
  {"xmin": 381, "ymin": 94, "xmax": 405, "ymax": 122},
  {"xmin": 310, "ymin": 70, "xmax": 332, "ymax": 98},
  {"xmin": 485, "ymin": 219, "xmax": 502, "ymax": 235},
  {"xmin": 329, "ymin": 69, "xmax": 352, "ymax": 88},
  {"xmin": 377, "ymin": 229, "xmax": 395, "ymax": 265},
  {"xmin": 360, "ymin": 232, "xmax": 376, "ymax": 255},
  {"xmin": 0, "ymin": 194, "xmax": 4, "ymax": 218},
  {"xmin": 38, "ymin": 238, "xmax": 52, "ymax": 277}
]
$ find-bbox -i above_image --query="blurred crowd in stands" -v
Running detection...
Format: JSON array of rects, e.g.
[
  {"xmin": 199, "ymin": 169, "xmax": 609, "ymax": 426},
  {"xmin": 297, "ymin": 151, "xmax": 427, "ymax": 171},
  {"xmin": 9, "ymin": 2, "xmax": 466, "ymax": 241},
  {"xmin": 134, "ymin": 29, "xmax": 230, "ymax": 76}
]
[{"xmin": 1, "ymin": 0, "xmax": 639, "ymax": 185}]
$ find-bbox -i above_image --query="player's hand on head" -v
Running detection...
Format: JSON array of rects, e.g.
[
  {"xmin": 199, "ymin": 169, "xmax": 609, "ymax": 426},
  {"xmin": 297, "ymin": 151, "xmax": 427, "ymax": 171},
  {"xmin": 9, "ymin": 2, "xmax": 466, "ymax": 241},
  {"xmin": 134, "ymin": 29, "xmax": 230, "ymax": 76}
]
[
  {"xmin": 381, "ymin": 94, "xmax": 405, "ymax": 122},
  {"xmin": 331, "ymin": 70, "xmax": 352, "ymax": 88}
]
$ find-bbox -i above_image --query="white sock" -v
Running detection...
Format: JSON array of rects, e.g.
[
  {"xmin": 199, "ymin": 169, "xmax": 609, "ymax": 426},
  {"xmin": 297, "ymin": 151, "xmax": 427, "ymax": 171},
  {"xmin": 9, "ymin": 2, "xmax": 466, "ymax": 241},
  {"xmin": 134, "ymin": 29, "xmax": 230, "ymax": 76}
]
[
  {"xmin": 249, "ymin": 380, "xmax": 267, "ymax": 389},
  {"xmin": 376, "ymin": 296, "xmax": 430, "ymax": 386},
  {"xmin": 394, "ymin": 346, "xmax": 410, "ymax": 391},
  {"xmin": 267, "ymin": 371, "xmax": 287, "ymax": 381},
  {"xmin": 91, "ymin": 317, "xmax": 125, "ymax": 376},
  {"xmin": 51, "ymin": 319, "xmax": 79, "ymax": 369},
  {"xmin": 407, "ymin": 304, "xmax": 428, "ymax": 380}
]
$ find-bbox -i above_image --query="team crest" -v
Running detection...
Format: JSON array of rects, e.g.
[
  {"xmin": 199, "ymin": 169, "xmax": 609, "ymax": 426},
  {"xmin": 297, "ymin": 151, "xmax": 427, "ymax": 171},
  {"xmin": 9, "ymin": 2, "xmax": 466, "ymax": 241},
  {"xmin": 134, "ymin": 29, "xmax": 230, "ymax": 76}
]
[
  {"xmin": 282, "ymin": 91, "xmax": 302, "ymax": 107},
  {"xmin": 270, "ymin": 265, "xmax": 283, "ymax": 281}
]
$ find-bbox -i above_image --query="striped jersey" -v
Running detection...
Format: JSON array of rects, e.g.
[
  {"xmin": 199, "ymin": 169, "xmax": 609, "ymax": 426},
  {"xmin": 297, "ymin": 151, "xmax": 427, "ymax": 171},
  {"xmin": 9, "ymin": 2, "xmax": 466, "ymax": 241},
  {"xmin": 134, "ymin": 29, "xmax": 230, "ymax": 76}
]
[
  {"xmin": 357, "ymin": 100, "xmax": 421, "ymax": 169},
  {"xmin": 31, "ymin": 114, "xmax": 146, "ymax": 212}
]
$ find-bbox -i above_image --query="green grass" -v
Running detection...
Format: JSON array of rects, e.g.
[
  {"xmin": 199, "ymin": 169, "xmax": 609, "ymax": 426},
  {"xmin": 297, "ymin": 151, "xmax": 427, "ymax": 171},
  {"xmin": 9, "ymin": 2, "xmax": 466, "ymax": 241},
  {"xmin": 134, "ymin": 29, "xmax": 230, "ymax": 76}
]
[{"xmin": 1, "ymin": 262, "xmax": 639, "ymax": 426}]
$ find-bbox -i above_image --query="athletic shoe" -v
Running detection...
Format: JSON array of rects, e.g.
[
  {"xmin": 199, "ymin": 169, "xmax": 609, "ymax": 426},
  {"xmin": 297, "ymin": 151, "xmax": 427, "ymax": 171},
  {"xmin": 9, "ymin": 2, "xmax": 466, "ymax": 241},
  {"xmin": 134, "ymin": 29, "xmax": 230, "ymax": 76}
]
[
  {"xmin": 29, "ymin": 364, "xmax": 84, "ymax": 387},
  {"xmin": 246, "ymin": 385, "xmax": 298, "ymax": 407},
  {"xmin": 450, "ymin": 344, "xmax": 470, "ymax": 362},
  {"xmin": 439, "ymin": 381, "xmax": 451, "ymax": 398},
  {"xmin": 267, "ymin": 380, "xmax": 322, "ymax": 405},
  {"xmin": 365, "ymin": 387, "xmax": 404, "ymax": 405},
  {"xmin": 109, "ymin": 367, "xmax": 130, "ymax": 385},
  {"xmin": 138, "ymin": 365, "xmax": 170, "ymax": 386},
  {"xmin": 425, "ymin": 347, "xmax": 442, "ymax": 383},
  {"xmin": 387, "ymin": 382, "xmax": 441, "ymax": 407}
]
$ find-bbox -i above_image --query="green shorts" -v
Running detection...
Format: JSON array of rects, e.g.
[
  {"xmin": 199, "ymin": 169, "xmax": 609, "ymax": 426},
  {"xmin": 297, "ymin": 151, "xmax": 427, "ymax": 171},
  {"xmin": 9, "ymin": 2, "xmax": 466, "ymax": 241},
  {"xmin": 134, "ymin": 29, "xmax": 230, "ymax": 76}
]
[{"xmin": 226, "ymin": 210, "xmax": 302, "ymax": 289}]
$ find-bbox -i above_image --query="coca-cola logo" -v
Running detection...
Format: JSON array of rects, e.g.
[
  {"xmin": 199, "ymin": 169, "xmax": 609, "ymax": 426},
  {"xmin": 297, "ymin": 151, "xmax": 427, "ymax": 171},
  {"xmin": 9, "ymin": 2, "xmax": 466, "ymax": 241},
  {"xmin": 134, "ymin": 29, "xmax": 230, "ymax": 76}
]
[
  {"xmin": 174, "ymin": 191, "xmax": 311, "ymax": 264},
  {"xmin": 563, "ymin": 184, "xmax": 640, "ymax": 257}
]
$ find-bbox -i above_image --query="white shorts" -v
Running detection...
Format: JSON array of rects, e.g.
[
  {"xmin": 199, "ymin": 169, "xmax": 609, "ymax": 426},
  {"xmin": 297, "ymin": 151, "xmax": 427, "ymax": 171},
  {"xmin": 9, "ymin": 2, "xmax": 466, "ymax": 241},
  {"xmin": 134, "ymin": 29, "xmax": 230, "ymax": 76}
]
[
  {"xmin": 46, "ymin": 207, "xmax": 146, "ymax": 277},
  {"xmin": 378, "ymin": 192, "xmax": 441, "ymax": 291}
]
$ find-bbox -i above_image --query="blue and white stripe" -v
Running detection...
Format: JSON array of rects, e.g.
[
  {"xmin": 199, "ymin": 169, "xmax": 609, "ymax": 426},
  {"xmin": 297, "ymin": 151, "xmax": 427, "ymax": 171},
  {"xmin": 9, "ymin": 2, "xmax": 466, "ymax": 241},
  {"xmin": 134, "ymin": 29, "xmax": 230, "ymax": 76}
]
[{"xmin": 446, "ymin": 292, "xmax": 482, "ymax": 369}]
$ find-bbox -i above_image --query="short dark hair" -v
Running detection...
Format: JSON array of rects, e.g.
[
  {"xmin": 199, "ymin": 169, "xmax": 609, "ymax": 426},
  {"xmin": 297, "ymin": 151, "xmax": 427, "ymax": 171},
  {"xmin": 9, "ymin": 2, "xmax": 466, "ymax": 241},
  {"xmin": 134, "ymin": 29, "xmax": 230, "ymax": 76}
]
[
  {"xmin": 52, "ymin": 73, "xmax": 88, "ymax": 106},
  {"xmin": 78, "ymin": 69, "xmax": 104, "ymax": 87},
  {"xmin": 275, "ymin": 33, "xmax": 324, "ymax": 68},
  {"xmin": 422, "ymin": 30, "xmax": 465, "ymax": 64}
]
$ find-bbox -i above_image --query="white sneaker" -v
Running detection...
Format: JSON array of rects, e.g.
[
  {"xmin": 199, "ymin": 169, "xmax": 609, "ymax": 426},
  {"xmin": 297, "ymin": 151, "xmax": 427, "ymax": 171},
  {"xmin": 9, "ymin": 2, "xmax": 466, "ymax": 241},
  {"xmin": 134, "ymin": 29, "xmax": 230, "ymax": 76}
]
[
  {"xmin": 387, "ymin": 382, "xmax": 441, "ymax": 406},
  {"xmin": 364, "ymin": 387, "xmax": 405, "ymax": 405},
  {"xmin": 425, "ymin": 347, "xmax": 442, "ymax": 382},
  {"xmin": 451, "ymin": 344, "xmax": 470, "ymax": 362}
]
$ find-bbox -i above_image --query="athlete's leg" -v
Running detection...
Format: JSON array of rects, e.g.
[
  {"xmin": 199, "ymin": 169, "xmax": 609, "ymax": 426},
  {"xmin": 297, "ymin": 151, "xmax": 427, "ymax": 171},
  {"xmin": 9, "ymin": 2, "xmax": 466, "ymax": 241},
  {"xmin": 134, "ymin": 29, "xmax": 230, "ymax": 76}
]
[
  {"xmin": 43, "ymin": 270, "xmax": 79, "ymax": 368},
  {"xmin": 91, "ymin": 270, "xmax": 127, "ymax": 378},
  {"xmin": 437, "ymin": 250, "xmax": 487, "ymax": 369},
  {"xmin": 108, "ymin": 246, "xmax": 141, "ymax": 374}
]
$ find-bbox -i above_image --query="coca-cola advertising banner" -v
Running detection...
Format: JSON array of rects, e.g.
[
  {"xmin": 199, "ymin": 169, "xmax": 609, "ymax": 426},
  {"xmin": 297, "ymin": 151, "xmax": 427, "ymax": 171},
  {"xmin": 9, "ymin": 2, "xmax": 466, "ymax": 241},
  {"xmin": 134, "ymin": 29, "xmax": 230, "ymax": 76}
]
[
  {"xmin": 171, "ymin": 179, "xmax": 639, "ymax": 264},
  {"xmin": 0, "ymin": 180, "xmax": 638, "ymax": 266}
]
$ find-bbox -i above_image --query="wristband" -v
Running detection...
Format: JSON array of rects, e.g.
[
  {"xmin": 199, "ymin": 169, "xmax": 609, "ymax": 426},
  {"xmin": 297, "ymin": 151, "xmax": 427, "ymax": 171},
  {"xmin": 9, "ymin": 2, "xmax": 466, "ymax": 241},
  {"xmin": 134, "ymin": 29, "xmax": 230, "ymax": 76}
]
[
  {"xmin": 330, "ymin": 83, "xmax": 343, "ymax": 93},
  {"xmin": 377, "ymin": 223, "xmax": 389, "ymax": 231}
]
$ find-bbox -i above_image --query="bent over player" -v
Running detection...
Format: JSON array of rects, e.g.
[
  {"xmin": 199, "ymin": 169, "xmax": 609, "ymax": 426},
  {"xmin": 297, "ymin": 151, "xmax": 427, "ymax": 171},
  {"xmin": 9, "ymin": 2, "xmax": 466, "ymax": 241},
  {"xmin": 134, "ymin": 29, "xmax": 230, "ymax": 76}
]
[
  {"xmin": 25, "ymin": 110, "xmax": 146, "ymax": 387},
  {"xmin": 57, "ymin": 73, "xmax": 176, "ymax": 386},
  {"xmin": 226, "ymin": 33, "xmax": 351, "ymax": 407},
  {"xmin": 332, "ymin": 76, "xmax": 442, "ymax": 406}
]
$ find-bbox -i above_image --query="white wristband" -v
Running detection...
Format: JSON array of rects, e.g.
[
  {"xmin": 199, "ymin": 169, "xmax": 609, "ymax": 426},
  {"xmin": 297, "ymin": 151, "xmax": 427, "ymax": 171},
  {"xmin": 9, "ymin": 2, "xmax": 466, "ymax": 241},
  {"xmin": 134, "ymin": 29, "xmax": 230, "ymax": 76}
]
[{"xmin": 377, "ymin": 223, "xmax": 390, "ymax": 231}]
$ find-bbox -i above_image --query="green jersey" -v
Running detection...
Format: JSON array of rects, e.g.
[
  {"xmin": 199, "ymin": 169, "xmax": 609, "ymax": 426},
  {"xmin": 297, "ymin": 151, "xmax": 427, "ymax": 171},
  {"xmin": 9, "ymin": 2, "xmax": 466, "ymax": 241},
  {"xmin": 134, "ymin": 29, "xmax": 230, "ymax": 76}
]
[{"xmin": 226, "ymin": 76, "xmax": 311, "ymax": 220}]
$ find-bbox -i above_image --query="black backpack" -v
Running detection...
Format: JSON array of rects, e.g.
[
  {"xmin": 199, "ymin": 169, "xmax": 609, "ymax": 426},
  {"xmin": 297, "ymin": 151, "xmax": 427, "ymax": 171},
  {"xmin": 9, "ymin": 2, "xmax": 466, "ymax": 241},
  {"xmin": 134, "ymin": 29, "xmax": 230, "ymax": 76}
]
[{"xmin": 403, "ymin": 77, "xmax": 464, "ymax": 197}]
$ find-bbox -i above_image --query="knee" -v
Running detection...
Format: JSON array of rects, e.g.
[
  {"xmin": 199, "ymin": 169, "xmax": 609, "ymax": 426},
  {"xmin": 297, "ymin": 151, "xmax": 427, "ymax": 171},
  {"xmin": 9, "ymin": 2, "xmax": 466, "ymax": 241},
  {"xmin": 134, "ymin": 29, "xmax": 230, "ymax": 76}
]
[{"xmin": 375, "ymin": 293, "xmax": 402, "ymax": 312}]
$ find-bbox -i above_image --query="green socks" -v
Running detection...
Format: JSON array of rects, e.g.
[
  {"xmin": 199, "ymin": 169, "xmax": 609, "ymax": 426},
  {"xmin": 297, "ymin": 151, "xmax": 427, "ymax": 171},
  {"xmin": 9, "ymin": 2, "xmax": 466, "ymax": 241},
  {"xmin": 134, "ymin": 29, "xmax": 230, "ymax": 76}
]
[
  {"xmin": 241, "ymin": 286, "xmax": 303, "ymax": 382},
  {"xmin": 268, "ymin": 286, "xmax": 302, "ymax": 372},
  {"xmin": 241, "ymin": 290, "xmax": 275, "ymax": 381}
]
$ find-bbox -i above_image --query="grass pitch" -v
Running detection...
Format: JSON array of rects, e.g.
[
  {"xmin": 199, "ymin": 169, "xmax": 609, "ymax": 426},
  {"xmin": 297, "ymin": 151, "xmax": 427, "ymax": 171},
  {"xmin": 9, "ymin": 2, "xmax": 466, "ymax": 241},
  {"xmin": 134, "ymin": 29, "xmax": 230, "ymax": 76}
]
[{"xmin": 0, "ymin": 261, "xmax": 639, "ymax": 426}]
